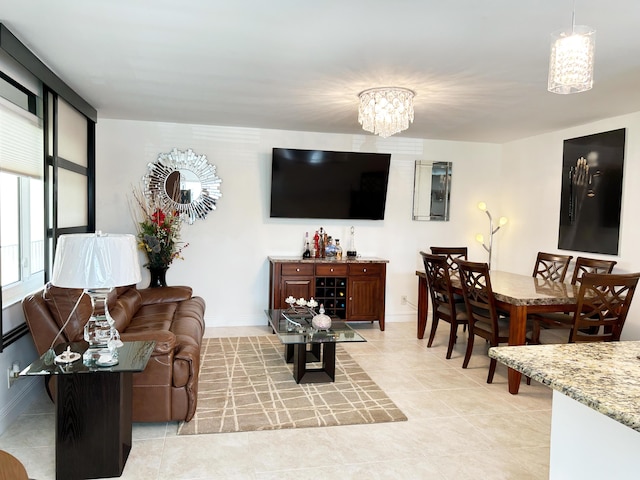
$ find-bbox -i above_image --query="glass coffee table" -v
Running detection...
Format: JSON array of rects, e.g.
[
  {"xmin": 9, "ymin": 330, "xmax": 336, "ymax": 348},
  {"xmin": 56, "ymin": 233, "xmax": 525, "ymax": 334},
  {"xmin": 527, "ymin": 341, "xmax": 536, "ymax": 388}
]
[{"xmin": 265, "ymin": 309, "xmax": 366, "ymax": 384}]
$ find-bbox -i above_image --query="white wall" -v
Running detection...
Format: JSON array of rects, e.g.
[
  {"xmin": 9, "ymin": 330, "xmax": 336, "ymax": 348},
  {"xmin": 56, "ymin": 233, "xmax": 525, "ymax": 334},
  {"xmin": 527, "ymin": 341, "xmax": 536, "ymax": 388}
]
[
  {"xmin": 5, "ymin": 111, "xmax": 640, "ymax": 436},
  {"xmin": 96, "ymin": 120, "xmax": 502, "ymax": 327},
  {"xmin": 0, "ymin": 305, "xmax": 40, "ymax": 435},
  {"xmin": 499, "ymin": 111, "xmax": 640, "ymax": 339}
]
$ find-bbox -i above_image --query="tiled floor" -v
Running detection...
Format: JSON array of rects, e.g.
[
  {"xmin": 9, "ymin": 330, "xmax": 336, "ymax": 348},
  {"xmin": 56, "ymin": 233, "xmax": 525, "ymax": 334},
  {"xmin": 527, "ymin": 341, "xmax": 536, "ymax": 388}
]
[{"xmin": 0, "ymin": 321, "xmax": 552, "ymax": 479}]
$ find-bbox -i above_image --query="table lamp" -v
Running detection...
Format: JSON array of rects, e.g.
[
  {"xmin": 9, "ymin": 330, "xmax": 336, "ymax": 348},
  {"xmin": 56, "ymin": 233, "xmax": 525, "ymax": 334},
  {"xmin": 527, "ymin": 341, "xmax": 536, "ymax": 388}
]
[{"xmin": 51, "ymin": 232, "xmax": 141, "ymax": 366}]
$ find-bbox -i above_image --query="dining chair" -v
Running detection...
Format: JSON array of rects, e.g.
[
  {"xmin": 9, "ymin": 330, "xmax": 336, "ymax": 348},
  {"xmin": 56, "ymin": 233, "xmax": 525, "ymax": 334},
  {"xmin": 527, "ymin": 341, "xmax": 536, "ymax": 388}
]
[
  {"xmin": 532, "ymin": 252, "xmax": 573, "ymax": 282},
  {"xmin": 0, "ymin": 450, "xmax": 29, "ymax": 480},
  {"xmin": 529, "ymin": 257, "xmax": 617, "ymax": 344},
  {"xmin": 569, "ymin": 257, "xmax": 617, "ymax": 284},
  {"xmin": 420, "ymin": 252, "xmax": 468, "ymax": 358},
  {"xmin": 529, "ymin": 272, "xmax": 640, "ymax": 344},
  {"xmin": 457, "ymin": 259, "xmax": 510, "ymax": 383},
  {"xmin": 568, "ymin": 272, "xmax": 639, "ymax": 342},
  {"xmin": 430, "ymin": 246, "xmax": 468, "ymax": 310},
  {"xmin": 429, "ymin": 247, "xmax": 467, "ymax": 276}
]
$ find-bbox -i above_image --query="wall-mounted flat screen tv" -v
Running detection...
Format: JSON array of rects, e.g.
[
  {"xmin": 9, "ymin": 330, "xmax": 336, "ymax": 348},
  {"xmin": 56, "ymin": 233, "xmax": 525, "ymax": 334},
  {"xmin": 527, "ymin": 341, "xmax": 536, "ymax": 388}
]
[{"xmin": 270, "ymin": 148, "xmax": 391, "ymax": 220}]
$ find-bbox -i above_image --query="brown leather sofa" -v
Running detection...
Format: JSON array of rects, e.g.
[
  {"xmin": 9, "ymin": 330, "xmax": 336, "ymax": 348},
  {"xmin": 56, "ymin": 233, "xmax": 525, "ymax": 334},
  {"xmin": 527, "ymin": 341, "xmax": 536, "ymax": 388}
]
[{"xmin": 22, "ymin": 283, "xmax": 205, "ymax": 422}]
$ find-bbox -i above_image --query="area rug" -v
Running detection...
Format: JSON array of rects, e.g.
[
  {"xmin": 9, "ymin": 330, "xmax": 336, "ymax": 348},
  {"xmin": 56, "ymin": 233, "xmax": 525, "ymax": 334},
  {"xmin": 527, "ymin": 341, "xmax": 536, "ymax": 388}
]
[{"xmin": 177, "ymin": 336, "xmax": 406, "ymax": 435}]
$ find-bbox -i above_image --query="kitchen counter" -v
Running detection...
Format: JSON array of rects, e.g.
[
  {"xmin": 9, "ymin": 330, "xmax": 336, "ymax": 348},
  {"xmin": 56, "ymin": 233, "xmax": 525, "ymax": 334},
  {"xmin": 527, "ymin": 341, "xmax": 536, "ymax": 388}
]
[
  {"xmin": 490, "ymin": 341, "xmax": 640, "ymax": 479},
  {"xmin": 489, "ymin": 341, "xmax": 640, "ymax": 431}
]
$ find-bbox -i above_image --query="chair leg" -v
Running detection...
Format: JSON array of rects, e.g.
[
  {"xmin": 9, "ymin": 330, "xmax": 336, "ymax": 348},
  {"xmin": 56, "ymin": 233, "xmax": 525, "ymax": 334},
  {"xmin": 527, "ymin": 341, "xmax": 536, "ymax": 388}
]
[
  {"xmin": 427, "ymin": 315, "xmax": 439, "ymax": 348},
  {"xmin": 446, "ymin": 323, "xmax": 457, "ymax": 359},
  {"xmin": 487, "ymin": 358, "xmax": 497, "ymax": 384},
  {"xmin": 462, "ymin": 329, "xmax": 474, "ymax": 368}
]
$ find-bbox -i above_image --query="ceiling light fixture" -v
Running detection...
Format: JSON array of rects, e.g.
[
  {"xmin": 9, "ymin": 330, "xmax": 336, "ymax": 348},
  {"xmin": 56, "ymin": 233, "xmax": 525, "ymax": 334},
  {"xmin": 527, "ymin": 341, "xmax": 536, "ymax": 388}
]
[
  {"xmin": 548, "ymin": 3, "xmax": 595, "ymax": 94},
  {"xmin": 358, "ymin": 87, "xmax": 415, "ymax": 138}
]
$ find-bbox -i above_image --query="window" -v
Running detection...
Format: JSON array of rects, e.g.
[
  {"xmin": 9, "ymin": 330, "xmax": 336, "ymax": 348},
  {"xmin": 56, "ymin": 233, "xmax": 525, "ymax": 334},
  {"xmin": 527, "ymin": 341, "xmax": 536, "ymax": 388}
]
[{"xmin": 0, "ymin": 87, "xmax": 45, "ymax": 312}]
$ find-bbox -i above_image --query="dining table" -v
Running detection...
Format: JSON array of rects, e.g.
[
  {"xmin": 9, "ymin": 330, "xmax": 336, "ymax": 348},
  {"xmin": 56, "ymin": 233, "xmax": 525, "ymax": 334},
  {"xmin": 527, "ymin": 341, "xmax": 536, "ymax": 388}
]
[{"xmin": 416, "ymin": 269, "xmax": 580, "ymax": 394}]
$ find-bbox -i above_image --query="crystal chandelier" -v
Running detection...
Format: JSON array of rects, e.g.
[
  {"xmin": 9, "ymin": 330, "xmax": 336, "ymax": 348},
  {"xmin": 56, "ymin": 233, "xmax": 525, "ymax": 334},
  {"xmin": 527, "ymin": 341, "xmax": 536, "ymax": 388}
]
[
  {"xmin": 358, "ymin": 87, "xmax": 415, "ymax": 138},
  {"xmin": 548, "ymin": 7, "xmax": 595, "ymax": 95}
]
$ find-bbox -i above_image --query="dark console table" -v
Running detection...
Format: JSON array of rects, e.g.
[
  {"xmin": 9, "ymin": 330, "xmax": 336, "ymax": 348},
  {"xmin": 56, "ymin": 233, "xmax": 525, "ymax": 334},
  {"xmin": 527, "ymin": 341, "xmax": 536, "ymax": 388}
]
[{"xmin": 21, "ymin": 341, "xmax": 154, "ymax": 479}]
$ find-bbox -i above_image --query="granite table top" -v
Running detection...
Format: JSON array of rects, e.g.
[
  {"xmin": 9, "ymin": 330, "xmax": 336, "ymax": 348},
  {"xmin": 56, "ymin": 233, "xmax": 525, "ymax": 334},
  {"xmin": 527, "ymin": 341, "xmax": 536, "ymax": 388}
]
[
  {"xmin": 417, "ymin": 269, "xmax": 580, "ymax": 307},
  {"xmin": 489, "ymin": 341, "xmax": 640, "ymax": 432}
]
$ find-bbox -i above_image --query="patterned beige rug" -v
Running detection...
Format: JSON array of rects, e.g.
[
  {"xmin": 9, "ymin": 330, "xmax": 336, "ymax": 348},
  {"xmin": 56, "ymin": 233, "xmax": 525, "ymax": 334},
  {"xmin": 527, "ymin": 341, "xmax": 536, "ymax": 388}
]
[{"xmin": 177, "ymin": 336, "xmax": 406, "ymax": 435}]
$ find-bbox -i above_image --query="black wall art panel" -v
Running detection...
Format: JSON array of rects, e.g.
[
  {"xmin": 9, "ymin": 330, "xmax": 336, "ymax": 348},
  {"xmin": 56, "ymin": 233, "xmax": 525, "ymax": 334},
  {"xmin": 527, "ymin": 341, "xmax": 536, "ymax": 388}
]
[{"xmin": 558, "ymin": 128, "xmax": 625, "ymax": 255}]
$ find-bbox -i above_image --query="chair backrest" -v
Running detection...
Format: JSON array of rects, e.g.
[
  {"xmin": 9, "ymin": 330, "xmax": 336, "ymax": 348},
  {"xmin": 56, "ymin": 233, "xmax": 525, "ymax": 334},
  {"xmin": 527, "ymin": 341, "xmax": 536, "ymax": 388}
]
[
  {"xmin": 0, "ymin": 450, "xmax": 28, "ymax": 480},
  {"xmin": 420, "ymin": 252, "xmax": 457, "ymax": 313},
  {"xmin": 570, "ymin": 257, "xmax": 617, "ymax": 285},
  {"xmin": 430, "ymin": 247, "xmax": 467, "ymax": 275},
  {"xmin": 571, "ymin": 272, "xmax": 640, "ymax": 343},
  {"xmin": 457, "ymin": 259, "xmax": 500, "ymax": 340},
  {"xmin": 532, "ymin": 252, "xmax": 573, "ymax": 282}
]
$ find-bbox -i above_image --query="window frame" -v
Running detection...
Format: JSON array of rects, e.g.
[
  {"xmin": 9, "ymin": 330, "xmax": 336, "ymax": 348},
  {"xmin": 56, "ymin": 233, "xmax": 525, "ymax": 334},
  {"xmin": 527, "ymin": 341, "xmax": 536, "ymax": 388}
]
[{"xmin": 0, "ymin": 23, "xmax": 97, "ymax": 351}]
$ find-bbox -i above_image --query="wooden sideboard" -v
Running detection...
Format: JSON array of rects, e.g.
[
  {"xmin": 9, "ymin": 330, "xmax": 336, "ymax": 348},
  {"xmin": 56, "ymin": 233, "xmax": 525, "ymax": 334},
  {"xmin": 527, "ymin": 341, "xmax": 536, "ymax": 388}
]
[{"xmin": 268, "ymin": 257, "xmax": 388, "ymax": 330}]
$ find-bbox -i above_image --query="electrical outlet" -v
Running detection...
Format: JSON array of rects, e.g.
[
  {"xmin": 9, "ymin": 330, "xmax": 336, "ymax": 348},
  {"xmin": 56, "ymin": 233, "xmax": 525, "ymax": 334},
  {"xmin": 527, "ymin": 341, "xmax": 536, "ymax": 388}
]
[
  {"xmin": 401, "ymin": 295, "xmax": 408, "ymax": 305},
  {"xmin": 7, "ymin": 362, "xmax": 20, "ymax": 389}
]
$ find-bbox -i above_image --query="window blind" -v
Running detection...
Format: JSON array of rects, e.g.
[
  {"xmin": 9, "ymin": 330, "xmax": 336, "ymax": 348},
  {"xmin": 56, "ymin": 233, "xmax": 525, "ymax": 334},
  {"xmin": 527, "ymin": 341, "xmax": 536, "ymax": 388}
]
[{"xmin": 0, "ymin": 98, "xmax": 43, "ymax": 179}]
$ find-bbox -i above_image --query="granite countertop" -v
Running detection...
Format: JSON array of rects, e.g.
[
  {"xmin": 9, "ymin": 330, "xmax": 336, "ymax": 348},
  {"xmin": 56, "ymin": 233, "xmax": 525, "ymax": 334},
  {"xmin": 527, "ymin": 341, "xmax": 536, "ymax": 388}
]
[
  {"xmin": 489, "ymin": 342, "xmax": 640, "ymax": 432},
  {"xmin": 269, "ymin": 256, "xmax": 388, "ymax": 263}
]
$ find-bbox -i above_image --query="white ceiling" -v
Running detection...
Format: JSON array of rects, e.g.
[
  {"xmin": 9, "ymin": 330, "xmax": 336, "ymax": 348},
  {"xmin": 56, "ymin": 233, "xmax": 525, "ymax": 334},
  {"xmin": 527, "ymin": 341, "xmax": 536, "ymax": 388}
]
[{"xmin": 2, "ymin": 0, "xmax": 640, "ymax": 143}]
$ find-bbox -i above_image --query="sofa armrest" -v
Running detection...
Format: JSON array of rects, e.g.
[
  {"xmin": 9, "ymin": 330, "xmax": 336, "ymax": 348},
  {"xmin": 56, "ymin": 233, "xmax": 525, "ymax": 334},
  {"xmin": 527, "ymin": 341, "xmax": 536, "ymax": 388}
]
[
  {"xmin": 138, "ymin": 286, "xmax": 193, "ymax": 305},
  {"xmin": 120, "ymin": 330, "xmax": 176, "ymax": 355}
]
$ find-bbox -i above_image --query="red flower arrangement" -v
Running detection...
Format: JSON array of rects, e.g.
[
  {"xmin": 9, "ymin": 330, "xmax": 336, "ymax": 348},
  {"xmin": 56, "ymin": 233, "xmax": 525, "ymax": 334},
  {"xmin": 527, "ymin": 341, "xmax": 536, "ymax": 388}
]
[{"xmin": 132, "ymin": 189, "xmax": 188, "ymax": 269}]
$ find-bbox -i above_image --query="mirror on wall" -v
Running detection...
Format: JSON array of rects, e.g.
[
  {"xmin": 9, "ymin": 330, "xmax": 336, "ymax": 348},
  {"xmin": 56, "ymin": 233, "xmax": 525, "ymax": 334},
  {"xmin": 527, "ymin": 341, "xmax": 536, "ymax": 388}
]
[
  {"xmin": 412, "ymin": 160, "xmax": 452, "ymax": 221},
  {"xmin": 144, "ymin": 148, "xmax": 222, "ymax": 224}
]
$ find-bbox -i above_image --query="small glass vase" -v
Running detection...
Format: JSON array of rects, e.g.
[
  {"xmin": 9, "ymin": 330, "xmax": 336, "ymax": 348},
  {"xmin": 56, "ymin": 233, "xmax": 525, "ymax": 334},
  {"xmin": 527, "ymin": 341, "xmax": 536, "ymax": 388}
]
[{"xmin": 148, "ymin": 266, "xmax": 168, "ymax": 288}]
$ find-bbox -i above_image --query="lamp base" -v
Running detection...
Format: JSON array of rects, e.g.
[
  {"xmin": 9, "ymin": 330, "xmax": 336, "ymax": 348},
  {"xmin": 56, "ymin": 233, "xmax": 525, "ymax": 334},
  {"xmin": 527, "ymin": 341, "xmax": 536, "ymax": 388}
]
[{"xmin": 83, "ymin": 289, "xmax": 122, "ymax": 367}]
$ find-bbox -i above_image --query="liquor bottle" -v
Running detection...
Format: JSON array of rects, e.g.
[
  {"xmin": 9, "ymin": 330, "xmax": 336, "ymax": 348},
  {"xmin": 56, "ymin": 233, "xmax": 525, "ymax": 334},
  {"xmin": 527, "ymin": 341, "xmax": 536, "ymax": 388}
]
[
  {"xmin": 325, "ymin": 236, "xmax": 336, "ymax": 257},
  {"xmin": 313, "ymin": 230, "xmax": 320, "ymax": 258},
  {"xmin": 319, "ymin": 227, "xmax": 325, "ymax": 258},
  {"xmin": 347, "ymin": 226, "xmax": 357, "ymax": 258},
  {"xmin": 335, "ymin": 239, "xmax": 343, "ymax": 260},
  {"xmin": 302, "ymin": 232, "xmax": 311, "ymax": 258}
]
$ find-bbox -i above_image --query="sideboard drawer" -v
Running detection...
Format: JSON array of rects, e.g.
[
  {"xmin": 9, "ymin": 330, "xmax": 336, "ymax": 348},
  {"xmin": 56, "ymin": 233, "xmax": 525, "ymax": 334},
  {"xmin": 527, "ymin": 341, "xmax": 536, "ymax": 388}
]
[
  {"xmin": 315, "ymin": 264, "xmax": 348, "ymax": 276},
  {"xmin": 281, "ymin": 263, "xmax": 314, "ymax": 276},
  {"xmin": 348, "ymin": 263, "xmax": 385, "ymax": 275}
]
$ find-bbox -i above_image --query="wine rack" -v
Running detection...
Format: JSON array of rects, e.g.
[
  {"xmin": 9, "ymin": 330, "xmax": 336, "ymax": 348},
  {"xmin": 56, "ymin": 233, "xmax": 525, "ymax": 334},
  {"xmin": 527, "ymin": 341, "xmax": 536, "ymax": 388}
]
[{"xmin": 314, "ymin": 276, "xmax": 347, "ymax": 318}]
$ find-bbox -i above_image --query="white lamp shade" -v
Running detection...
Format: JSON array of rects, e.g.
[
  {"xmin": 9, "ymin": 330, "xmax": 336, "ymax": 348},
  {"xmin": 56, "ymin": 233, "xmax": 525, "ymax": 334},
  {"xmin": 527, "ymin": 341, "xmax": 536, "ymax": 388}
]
[{"xmin": 51, "ymin": 233, "xmax": 141, "ymax": 288}]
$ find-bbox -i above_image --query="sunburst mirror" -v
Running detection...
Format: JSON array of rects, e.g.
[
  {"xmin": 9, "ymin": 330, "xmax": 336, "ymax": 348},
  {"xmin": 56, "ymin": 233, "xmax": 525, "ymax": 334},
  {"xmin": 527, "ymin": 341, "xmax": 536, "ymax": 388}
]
[{"xmin": 144, "ymin": 148, "xmax": 222, "ymax": 224}]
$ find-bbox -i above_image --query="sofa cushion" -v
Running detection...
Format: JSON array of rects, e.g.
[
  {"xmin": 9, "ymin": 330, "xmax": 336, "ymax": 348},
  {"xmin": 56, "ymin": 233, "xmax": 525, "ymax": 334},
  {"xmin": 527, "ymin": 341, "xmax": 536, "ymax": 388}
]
[
  {"xmin": 127, "ymin": 303, "xmax": 178, "ymax": 333},
  {"xmin": 139, "ymin": 286, "xmax": 193, "ymax": 305},
  {"xmin": 109, "ymin": 287, "xmax": 142, "ymax": 333}
]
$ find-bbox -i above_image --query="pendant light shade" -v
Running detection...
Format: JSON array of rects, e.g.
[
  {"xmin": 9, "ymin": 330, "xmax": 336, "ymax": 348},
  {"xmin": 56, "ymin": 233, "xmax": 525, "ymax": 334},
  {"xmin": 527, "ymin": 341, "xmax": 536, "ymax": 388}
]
[{"xmin": 548, "ymin": 13, "xmax": 595, "ymax": 95}]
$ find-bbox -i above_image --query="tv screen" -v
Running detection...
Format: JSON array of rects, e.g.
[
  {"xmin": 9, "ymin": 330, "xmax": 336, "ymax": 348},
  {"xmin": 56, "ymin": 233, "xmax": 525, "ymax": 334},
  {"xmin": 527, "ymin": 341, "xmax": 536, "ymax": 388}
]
[{"xmin": 270, "ymin": 148, "xmax": 391, "ymax": 220}]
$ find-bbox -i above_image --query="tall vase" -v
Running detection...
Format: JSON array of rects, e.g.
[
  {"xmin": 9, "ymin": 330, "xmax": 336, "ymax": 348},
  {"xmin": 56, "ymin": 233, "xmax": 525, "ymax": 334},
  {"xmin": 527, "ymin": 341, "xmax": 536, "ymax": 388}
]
[{"xmin": 148, "ymin": 266, "xmax": 168, "ymax": 288}]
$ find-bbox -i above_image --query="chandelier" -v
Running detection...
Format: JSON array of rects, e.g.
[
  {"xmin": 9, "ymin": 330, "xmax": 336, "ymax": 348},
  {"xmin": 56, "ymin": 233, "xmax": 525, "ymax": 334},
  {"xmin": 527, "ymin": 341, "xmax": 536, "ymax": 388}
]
[
  {"xmin": 358, "ymin": 87, "xmax": 415, "ymax": 138},
  {"xmin": 548, "ymin": 8, "xmax": 595, "ymax": 94}
]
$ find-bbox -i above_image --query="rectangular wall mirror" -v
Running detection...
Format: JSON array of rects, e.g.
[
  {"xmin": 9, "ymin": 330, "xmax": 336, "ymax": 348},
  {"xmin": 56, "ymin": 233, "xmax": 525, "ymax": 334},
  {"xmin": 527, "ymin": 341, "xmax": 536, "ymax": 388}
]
[{"xmin": 412, "ymin": 160, "xmax": 452, "ymax": 221}]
